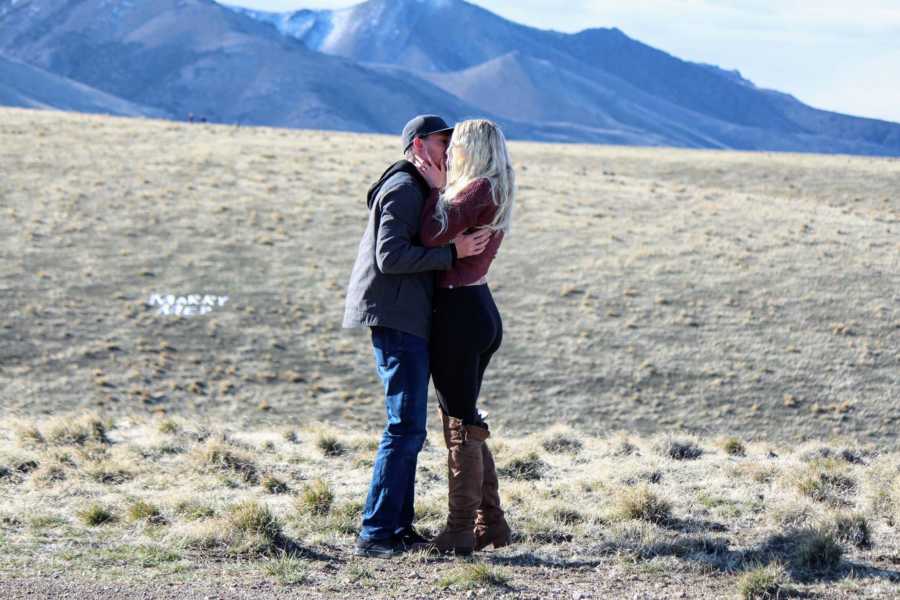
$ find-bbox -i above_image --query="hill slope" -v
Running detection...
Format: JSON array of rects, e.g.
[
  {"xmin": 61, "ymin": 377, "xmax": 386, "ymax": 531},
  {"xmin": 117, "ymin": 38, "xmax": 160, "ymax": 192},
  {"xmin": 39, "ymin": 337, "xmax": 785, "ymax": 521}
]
[{"xmin": 0, "ymin": 54, "xmax": 165, "ymax": 117}]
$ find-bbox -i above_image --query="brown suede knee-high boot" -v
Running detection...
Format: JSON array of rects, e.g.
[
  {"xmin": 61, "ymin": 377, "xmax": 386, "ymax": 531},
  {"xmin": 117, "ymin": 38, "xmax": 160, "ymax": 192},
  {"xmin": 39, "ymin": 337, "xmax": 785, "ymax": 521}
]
[
  {"xmin": 474, "ymin": 441, "xmax": 512, "ymax": 550},
  {"xmin": 431, "ymin": 414, "xmax": 489, "ymax": 555}
]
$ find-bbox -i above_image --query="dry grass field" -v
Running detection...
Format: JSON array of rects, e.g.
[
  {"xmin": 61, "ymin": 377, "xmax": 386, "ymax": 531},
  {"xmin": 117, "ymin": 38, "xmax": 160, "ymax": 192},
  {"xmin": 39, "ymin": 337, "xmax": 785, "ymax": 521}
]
[{"xmin": 1, "ymin": 107, "xmax": 899, "ymax": 597}]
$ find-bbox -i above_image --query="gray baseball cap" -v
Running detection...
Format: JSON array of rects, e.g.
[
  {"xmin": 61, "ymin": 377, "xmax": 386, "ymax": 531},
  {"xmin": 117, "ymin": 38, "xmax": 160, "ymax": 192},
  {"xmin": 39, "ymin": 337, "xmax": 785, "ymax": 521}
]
[{"xmin": 402, "ymin": 114, "xmax": 454, "ymax": 153}]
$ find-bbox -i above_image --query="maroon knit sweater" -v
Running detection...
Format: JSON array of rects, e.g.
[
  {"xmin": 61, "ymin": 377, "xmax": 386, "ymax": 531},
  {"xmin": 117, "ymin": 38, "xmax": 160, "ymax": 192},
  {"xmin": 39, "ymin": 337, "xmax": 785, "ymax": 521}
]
[{"xmin": 421, "ymin": 178, "xmax": 504, "ymax": 288}]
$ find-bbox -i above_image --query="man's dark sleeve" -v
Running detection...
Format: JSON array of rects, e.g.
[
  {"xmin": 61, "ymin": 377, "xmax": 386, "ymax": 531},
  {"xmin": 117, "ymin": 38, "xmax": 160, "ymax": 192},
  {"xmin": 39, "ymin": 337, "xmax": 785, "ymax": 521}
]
[{"xmin": 375, "ymin": 185, "xmax": 454, "ymax": 275}]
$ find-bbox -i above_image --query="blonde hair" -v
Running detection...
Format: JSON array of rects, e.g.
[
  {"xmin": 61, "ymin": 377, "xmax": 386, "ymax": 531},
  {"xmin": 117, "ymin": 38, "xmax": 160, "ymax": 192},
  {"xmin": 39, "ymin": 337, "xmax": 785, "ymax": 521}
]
[{"xmin": 434, "ymin": 119, "xmax": 515, "ymax": 235}]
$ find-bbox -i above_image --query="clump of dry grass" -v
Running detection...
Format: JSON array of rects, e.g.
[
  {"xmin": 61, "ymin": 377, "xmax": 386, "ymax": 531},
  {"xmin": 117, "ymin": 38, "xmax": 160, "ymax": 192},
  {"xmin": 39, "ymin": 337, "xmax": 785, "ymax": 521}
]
[
  {"xmin": 261, "ymin": 475, "xmax": 290, "ymax": 495},
  {"xmin": 30, "ymin": 451, "xmax": 76, "ymax": 486},
  {"xmin": 825, "ymin": 512, "xmax": 871, "ymax": 548},
  {"xmin": 44, "ymin": 414, "xmax": 110, "ymax": 446},
  {"xmin": 173, "ymin": 499, "xmax": 216, "ymax": 521},
  {"xmin": 226, "ymin": 500, "xmax": 283, "ymax": 543},
  {"xmin": 324, "ymin": 500, "xmax": 364, "ymax": 535},
  {"xmin": 729, "ymin": 462, "xmax": 777, "ymax": 484},
  {"xmin": 84, "ymin": 461, "xmax": 134, "ymax": 485},
  {"xmin": 77, "ymin": 502, "xmax": 116, "ymax": 526},
  {"xmin": 316, "ymin": 433, "xmax": 346, "ymax": 457},
  {"xmin": 801, "ymin": 446, "xmax": 865, "ymax": 465},
  {"xmin": 262, "ymin": 551, "xmax": 309, "ymax": 585},
  {"xmin": 611, "ymin": 484, "xmax": 672, "ymax": 525},
  {"xmin": 14, "ymin": 424, "xmax": 45, "ymax": 448},
  {"xmin": 127, "ymin": 500, "xmax": 165, "ymax": 525},
  {"xmin": 792, "ymin": 528, "xmax": 843, "ymax": 572},
  {"xmin": 721, "ymin": 437, "xmax": 746, "ymax": 457},
  {"xmin": 550, "ymin": 506, "xmax": 584, "ymax": 525},
  {"xmin": 437, "ymin": 563, "xmax": 509, "ymax": 591},
  {"xmin": 542, "ymin": 431, "xmax": 583, "ymax": 454},
  {"xmin": 193, "ymin": 439, "xmax": 259, "ymax": 484},
  {"xmin": 736, "ymin": 562, "xmax": 789, "ymax": 599},
  {"xmin": 0, "ymin": 453, "xmax": 39, "ymax": 481},
  {"xmin": 863, "ymin": 458, "xmax": 900, "ymax": 527},
  {"xmin": 768, "ymin": 501, "xmax": 818, "ymax": 530},
  {"xmin": 157, "ymin": 419, "xmax": 179, "ymax": 435},
  {"xmin": 792, "ymin": 458, "xmax": 856, "ymax": 505},
  {"xmin": 498, "ymin": 452, "xmax": 547, "ymax": 481},
  {"xmin": 656, "ymin": 437, "xmax": 703, "ymax": 460},
  {"xmin": 610, "ymin": 436, "xmax": 638, "ymax": 457},
  {"xmin": 296, "ymin": 479, "xmax": 334, "ymax": 515},
  {"xmin": 183, "ymin": 500, "xmax": 291, "ymax": 556}
]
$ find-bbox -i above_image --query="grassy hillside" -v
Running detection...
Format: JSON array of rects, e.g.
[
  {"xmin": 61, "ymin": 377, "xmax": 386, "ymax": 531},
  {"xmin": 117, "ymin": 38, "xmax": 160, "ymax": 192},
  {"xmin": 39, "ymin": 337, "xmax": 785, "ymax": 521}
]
[
  {"xmin": 1, "ymin": 107, "xmax": 898, "ymax": 445},
  {"xmin": 0, "ymin": 106, "xmax": 898, "ymax": 597}
]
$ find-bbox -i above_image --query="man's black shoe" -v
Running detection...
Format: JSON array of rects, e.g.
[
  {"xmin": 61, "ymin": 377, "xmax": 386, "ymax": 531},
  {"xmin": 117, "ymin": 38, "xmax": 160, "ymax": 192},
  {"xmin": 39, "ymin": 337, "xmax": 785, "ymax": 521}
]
[
  {"xmin": 353, "ymin": 536, "xmax": 399, "ymax": 558},
  {"xmin": 394, "ymin": 527, "xmax": 431, "ymax": 550}
]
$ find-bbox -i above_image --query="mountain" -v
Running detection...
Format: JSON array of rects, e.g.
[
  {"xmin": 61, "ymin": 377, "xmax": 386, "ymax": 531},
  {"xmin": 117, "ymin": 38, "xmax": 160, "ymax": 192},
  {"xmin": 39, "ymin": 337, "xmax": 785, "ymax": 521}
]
[
  {"xmin": 0, "ymin": 0, "xmax": 488, "ymax": 132},
  {"xmin": 0, "ymin": 54, "xmax": 166, "ymax": 117},
  {"xmin": 233, "ymin": 0, "xmax": 900, "ymax": 156},
  {"xmin": 0, "ymin": 0, "xmax": 897, "ymax": 155},
  {"xmin": 230, "ymin": 0, "xmax": 549, "ymax": 73}
]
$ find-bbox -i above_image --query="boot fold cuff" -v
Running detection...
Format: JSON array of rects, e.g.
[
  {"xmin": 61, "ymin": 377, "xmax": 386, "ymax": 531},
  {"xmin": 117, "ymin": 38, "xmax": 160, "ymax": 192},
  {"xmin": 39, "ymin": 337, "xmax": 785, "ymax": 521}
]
[{"xmin": 464, "ymin": 424, "xmax": 490, "ymax": 442}]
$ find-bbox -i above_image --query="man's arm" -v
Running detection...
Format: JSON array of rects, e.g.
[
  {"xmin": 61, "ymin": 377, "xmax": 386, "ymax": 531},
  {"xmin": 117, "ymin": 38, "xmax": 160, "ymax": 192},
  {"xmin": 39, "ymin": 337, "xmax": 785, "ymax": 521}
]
[{"xmin": 375, "ymin": 185, "xmax": 454, "ymax": 275}]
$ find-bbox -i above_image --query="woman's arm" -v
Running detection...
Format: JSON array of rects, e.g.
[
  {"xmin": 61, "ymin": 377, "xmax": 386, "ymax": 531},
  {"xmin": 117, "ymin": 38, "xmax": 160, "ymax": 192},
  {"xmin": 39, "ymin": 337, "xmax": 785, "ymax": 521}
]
[{"xmin": 420, "ymin": 178, "xmax": 493, "ymax": 248}]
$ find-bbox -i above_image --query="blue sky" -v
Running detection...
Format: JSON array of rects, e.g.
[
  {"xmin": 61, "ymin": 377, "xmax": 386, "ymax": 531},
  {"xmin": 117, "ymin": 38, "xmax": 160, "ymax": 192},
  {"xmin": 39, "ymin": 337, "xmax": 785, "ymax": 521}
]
[{"xmin": 227, "ymin": 0, "xmax": 900, "ymax": 123}]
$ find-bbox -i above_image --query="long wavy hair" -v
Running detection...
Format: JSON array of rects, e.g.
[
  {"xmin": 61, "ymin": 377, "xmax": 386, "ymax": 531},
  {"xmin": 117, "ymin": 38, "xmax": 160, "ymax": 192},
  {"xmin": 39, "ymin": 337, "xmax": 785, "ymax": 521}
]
[{"xmin": 434, "ymin": 119, "xmax": 515, "ymax": 235}]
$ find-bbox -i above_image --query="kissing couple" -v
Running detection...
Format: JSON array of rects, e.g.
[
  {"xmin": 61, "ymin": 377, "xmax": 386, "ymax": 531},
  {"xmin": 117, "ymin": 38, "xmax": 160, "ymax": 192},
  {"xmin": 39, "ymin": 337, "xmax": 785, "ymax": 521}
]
[{"xmin": 343, "ymin": 114, "xmax": 516, "ymax": 557}]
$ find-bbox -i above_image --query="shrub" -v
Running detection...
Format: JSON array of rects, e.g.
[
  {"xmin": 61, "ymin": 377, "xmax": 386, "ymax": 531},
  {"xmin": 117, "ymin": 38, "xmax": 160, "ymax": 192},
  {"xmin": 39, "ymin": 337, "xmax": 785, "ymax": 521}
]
[{"xmin": 296, "ymin": 479, "xmax": 334, "ymax": 515}]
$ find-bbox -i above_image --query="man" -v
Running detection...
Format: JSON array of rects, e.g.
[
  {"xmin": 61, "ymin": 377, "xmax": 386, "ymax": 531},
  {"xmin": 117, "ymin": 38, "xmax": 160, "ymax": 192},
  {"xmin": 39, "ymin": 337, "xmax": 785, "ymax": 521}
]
[{"xmin": 343, "ymin": 115, "xmax": 492, "ymax": 558}]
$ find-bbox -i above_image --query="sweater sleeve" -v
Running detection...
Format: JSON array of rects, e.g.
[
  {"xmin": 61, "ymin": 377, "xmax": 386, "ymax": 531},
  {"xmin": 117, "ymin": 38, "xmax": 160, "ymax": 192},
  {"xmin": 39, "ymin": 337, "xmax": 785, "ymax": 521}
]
[{"xmin": 421, "ymin": 178, "xmax": 494, "ymax": 248}]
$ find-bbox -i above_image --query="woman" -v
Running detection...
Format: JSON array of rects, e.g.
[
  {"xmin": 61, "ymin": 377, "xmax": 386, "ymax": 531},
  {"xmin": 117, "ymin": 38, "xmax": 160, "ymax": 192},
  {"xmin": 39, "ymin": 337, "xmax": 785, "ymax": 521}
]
[{"xmin": 413, "ymin": 119, "xmax": 515, "ymax": 555}]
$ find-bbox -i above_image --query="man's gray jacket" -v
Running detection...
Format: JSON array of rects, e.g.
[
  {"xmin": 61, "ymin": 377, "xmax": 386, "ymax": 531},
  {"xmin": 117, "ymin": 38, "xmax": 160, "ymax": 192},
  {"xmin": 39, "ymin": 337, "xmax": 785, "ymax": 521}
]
[{"xmin": 342, "ymin": 160, "xmax": 455, "ymax": 341}]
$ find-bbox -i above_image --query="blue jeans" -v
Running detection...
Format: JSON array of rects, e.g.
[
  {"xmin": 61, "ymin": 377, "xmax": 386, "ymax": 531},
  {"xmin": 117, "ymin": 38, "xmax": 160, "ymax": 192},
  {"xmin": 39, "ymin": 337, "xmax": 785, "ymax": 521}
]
[{"xmin": 358, "ymin": 326, "xmax": 429, "ymax": 542}]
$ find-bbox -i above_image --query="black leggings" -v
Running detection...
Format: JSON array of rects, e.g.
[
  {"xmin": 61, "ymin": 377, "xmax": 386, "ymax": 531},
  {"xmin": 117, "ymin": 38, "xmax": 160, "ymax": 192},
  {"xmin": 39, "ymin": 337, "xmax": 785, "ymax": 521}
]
[{"xmin": 430, "ymin": 284, "xmax": 503, "ymax": 426}]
